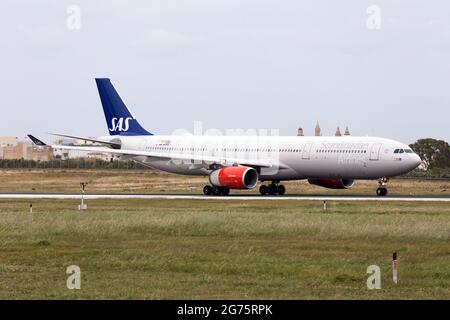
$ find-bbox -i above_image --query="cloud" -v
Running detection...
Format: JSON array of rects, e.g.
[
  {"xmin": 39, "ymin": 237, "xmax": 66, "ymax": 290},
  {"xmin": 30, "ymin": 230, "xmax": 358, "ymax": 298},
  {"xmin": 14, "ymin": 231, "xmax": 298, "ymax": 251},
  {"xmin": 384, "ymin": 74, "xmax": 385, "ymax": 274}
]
[
  {"xmin": 17, "ymin": 24, "xmax": 65, "ymax": 41},
  {"xmin": 131, "ymin": 29, "xmax": 204, "ymax": 54}
]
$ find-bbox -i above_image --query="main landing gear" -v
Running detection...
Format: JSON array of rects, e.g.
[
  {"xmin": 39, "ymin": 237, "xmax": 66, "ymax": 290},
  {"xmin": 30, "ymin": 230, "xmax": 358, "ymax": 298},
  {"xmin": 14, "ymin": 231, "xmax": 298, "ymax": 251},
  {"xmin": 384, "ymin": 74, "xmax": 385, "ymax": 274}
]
[
  {"xmin": 202, "ymin": 181, "xmax": 286, "ymax": 196},
  {"xmin": 259, "ymin": 181, "xmax": 286, "ymax": 196},
  {"xmin": 376, "ymin": 177, "xmax": 389, "ymax": 196},
  {"xmin": 203, "ymin": 185, "xmax": 230, "ymax": 196}
]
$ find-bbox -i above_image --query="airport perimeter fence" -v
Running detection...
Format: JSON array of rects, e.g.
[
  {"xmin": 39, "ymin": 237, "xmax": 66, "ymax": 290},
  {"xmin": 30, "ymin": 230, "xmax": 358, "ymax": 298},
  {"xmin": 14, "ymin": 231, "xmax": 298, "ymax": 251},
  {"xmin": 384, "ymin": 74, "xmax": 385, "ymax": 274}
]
[{"xmin": 0, "ymin": 159, "xmax": 148, "ymax": 170}]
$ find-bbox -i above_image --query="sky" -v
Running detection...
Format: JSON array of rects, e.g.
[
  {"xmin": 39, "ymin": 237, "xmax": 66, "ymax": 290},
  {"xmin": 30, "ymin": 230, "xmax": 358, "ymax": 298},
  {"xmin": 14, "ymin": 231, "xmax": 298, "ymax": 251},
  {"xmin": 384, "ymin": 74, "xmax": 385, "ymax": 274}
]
[{"xmin": 1, "ymin": 0, "xmax": 449, "ymax": 144}]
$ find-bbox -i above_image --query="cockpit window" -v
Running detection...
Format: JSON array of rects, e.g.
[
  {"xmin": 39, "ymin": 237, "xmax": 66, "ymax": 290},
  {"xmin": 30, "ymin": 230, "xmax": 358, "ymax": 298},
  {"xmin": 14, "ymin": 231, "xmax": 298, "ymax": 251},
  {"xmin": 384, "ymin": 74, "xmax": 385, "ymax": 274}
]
[{"xmin": 395, "ymin": 148, "xmax": 414, "ymax": 154}]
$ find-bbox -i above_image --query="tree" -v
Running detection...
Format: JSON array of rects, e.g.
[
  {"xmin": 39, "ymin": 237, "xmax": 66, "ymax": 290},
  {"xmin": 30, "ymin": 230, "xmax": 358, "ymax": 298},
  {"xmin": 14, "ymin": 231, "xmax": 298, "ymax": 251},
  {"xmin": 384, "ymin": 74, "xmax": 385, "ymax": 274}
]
[{"xmin": 409, "ymin": 138, "xmax": 450, "ymax": 169}]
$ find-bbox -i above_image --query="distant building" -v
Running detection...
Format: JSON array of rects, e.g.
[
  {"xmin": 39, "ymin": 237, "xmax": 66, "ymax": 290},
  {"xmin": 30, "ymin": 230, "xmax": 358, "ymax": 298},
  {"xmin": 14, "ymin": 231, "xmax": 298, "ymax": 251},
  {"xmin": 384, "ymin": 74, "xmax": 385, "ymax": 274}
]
[
  {"xmin": 0, "ymin": 136, "xmax": 18, "ymax": 147},
  {"xmin": 297, "ymin": 127, "xmax": 304, "ymax": 136},
  {"xmin": 344, "ymin": 126, "xmax": 350, "ymax": 136},
  {"xmin": 52, "ymin": 138, "xmax": 112, "ymax": 161},
  {"xmin": 2, "ymin": 141, "xmax": 30, "ymax": 160},
  {"xmin": 0, "ymin": 136, "xmax": 19, "ymax": 158},
  {"xmin": 335, "ymin": 126, "xmax": 342, "ymax": 137},
  {"xmin": 26, "ymin": 145, "xmax": 53, "ymax": 161},
  {"xmin": 0, "ymin": 135, "xmax": 116, "ymax": 161},
  {"xmin": 74, "ymin": 138, "xmax": 100, "ymax": 145},
  {"xmin": 2, "ymin": 143, "xmax": 24, "ymax": 160},
  {"xmin": 2, "ymin": 140, "xmax": 53, "ymax": 161},
  {"xmin": 314, "ymin": 121, "xmax": 321, "ymax": 136}
]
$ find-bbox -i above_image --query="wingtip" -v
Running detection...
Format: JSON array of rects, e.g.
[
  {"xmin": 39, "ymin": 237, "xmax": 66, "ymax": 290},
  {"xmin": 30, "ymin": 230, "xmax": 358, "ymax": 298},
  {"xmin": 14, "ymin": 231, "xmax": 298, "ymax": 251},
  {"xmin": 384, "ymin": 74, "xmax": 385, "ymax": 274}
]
[{"xmin": 27, "ymin": 134, "xmax": 47, "ymax": 146}]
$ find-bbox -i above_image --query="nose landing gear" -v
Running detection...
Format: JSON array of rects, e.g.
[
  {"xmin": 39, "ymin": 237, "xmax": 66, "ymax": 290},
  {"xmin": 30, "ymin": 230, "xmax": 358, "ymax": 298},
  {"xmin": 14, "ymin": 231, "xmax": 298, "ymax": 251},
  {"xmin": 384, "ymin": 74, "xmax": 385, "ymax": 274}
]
[
  {"xmin": 376, "ymin": 178, "xmax": 389, "ymax": 196},
  {"xmin": 259, "ymin": 181, "xmax": 286, "ymax": 196}
]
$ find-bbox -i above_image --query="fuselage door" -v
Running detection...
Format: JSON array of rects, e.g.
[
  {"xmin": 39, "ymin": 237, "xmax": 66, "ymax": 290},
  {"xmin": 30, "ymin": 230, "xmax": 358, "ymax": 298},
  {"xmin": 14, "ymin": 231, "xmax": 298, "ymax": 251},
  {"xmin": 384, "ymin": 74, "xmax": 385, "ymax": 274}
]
[
  {"xmin": 302, "ymin": 143, "xmax": 312, "ymax": 160},
  {"xmin": 369, "ymin": 143, "xmax": 382, "ymax": 160}
]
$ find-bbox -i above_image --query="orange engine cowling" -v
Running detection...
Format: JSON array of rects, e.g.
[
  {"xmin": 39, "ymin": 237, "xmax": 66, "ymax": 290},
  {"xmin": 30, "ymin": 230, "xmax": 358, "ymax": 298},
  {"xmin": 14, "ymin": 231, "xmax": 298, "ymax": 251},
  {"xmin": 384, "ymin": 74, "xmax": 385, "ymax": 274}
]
[
  {"xmin": 308, "ymin": 178, "xmax": 355, "ymax": 189},
  {"xmin": 209, "ymin": 166, "xmax": 258, "ymax": 189}
]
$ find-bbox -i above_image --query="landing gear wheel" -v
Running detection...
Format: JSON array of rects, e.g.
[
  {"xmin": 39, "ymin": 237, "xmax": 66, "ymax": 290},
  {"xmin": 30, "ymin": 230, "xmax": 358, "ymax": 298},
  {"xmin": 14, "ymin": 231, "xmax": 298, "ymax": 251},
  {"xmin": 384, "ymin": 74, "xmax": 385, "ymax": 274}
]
[
  {"xmin": 277, "ymin": 184, "xmax": 286, "ymax": 195},
  {"xmin": 376, "ymin": 187, "xmax": 387, "ymax": 196},
  {"xmin": 376, "ymin": 188, "xmax": 383, "ymax": 196},
  {"xmin": 203, "ymin": 185, "xmax": 213, "ymax": 196},
  {"xmin": 259, "ymin": 185, "xmax": 269, "ymax": 195},
  {"xmin": 268, "ymin": 184, "xmax": 277, "ymax": 195},
  {"xmin": 376, "ymin": 177, "xmax": 389, "ymax": 196},
  {"xmin": 260, "ymin": 182, "xmax": 286, "ymax": 196},
  {"xmin": 221, "ymin": 188, "xmax": 230, "ymax": 196},
  {"xmin": 212, "ymin": 186, "xmax": 222, "ymax": 196}
]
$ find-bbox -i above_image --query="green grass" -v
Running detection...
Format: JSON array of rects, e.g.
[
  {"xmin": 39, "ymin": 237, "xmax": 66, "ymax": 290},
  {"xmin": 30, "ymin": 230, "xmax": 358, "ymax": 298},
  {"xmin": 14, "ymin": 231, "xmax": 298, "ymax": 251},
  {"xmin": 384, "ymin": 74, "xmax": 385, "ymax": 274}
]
[{"xmin": 0, "ymin": 199, "xmax": 450, "ymax": 299}]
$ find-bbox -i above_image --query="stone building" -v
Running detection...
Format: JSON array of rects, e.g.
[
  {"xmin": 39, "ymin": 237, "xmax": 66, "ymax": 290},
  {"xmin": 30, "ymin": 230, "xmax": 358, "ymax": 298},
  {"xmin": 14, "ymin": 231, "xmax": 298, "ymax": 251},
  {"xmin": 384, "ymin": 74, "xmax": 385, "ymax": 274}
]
[
  {"xmin": 0, "ymin": 136, "xmax": 18, "ymax": 147},
  {"xmin": 2, "ymin": 141, "xmax": 30, "ymax": 160},
  {"xmin": 26, "ymin": 145, "xmax": 54, "ymax": 161}
]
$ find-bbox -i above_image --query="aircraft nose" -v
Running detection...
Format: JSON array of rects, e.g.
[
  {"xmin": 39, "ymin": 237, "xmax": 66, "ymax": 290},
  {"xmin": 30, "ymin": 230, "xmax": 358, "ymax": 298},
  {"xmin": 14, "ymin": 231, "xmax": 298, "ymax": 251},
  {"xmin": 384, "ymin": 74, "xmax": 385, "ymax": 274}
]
[
  {"xmin": 402, "ymin": 153, "xmax": 421, "ymax": 172},
  {"xmin": 412, "ymin": 153, "xmax": 422, "ymax": 167}
]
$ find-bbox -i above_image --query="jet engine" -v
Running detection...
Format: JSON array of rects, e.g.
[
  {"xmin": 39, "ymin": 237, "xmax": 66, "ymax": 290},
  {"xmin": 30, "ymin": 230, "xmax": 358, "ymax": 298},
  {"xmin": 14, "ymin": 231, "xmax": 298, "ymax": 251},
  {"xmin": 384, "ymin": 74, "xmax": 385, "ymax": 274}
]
[
  {"xmin": 209, "ymin": 166, "xmax": 258, "ymax": 189},
  {"xmin": 308, "ymin": 178, "xmax": 355, "ymax": 189}
]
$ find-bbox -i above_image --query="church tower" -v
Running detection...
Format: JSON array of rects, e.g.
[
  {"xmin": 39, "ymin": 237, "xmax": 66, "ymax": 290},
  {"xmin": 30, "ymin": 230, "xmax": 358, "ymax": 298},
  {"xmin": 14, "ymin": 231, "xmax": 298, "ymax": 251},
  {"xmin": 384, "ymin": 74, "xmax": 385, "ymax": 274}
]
[
  {"xmin": 314, "ymin": 121, "xmax": 321, "ymax": 136},
  {"xmin": 344, "ymin": 126, "xmax": 350, "ymax": 136}
]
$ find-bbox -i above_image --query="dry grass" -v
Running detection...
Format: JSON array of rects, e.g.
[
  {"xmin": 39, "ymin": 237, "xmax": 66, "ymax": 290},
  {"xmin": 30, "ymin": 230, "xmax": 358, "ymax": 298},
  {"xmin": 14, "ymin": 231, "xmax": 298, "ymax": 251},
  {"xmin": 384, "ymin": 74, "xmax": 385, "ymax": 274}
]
[{"xmin": 0, "ymin": 169, "xmax": 449, "ymax": 195}]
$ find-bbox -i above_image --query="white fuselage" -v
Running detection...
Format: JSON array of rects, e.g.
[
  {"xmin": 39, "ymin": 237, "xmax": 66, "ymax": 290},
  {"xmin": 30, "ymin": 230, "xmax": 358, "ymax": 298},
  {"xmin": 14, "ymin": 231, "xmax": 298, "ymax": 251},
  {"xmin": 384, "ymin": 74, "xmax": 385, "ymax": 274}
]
[{"xmin": 100, "ymin": 135, "xmax": 421, "ymax": 181}]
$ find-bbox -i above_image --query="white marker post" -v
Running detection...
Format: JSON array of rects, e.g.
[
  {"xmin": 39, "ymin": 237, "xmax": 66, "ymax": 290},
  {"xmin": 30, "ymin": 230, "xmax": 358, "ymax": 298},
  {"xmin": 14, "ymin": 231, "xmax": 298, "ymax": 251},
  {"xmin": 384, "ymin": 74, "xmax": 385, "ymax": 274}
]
[
  {"xmin": 323, "ymin": 200, "xmax": 327, "ymax": 212},
  {"xmin": 392, "ymin": 252, "xmax": 398, "ymax": 284},
  {"xmin": 78, "ymin": 182, "xmax": 88, "ymax": 211}
]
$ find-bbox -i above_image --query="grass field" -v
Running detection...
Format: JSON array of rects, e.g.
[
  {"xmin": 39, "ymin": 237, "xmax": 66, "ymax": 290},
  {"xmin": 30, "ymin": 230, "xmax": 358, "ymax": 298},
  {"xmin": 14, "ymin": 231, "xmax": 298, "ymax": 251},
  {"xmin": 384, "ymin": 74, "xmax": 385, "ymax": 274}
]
[
  {"xmin": 1, "ymin": 198, "xmax": 449, "ymax": 299},
  {"xmin": 0, "ymin": 169, "xmax": 449, "ymax": 195}
]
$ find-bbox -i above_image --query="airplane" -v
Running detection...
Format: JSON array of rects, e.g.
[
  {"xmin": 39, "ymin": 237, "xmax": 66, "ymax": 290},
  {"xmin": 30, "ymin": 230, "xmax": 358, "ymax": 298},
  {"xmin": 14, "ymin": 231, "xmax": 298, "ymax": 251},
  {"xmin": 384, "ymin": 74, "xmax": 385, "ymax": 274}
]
[{"xmin": 29, "ymin": 78, "xmax": 422, "ymax": 197}]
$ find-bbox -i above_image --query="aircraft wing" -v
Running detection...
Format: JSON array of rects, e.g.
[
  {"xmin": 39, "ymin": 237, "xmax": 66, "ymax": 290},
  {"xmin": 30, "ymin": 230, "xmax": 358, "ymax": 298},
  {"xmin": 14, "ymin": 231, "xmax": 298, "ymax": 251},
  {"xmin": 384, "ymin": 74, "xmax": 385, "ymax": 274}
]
[
  {"xmin": 51, "ymin": 144, "xmax": 284, "ymax": 169},
  {"xmin": 49, "ymin": 133, "xmax": 121, "ymax": 148}
]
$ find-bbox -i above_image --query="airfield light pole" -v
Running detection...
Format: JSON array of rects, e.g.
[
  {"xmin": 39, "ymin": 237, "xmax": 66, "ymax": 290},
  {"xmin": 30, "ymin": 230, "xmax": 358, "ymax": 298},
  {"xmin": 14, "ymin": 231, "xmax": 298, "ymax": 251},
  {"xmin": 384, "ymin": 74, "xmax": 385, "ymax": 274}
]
[
  {"xmin": 79, "ymin": 182, "xmax": 88, "ymax": 211},
  {"xmin": 393, "ymin": 252, "xmax": 398, "ymax": 284}
]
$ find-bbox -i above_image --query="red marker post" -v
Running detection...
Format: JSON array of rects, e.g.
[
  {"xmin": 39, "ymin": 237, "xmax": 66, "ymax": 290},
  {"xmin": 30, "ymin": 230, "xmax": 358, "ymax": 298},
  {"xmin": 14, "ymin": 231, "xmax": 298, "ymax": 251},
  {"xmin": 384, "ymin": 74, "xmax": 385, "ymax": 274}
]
[{"xmin": 392, "ymin": 252, "xmax": 398, "ymax": 284}]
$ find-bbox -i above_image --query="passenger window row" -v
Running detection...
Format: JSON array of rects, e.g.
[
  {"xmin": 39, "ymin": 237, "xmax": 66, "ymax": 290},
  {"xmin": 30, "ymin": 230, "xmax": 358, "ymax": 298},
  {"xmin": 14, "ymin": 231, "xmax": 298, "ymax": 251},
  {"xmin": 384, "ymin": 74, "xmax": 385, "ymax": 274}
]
[
  {"xmin": 145, "ymin": 146, "xmax": 284, "ymax": 152},
  {"xmin": 143, "ymin": 146, "xmax": 369, "ymax": 154},
  {"xmin": 316, "ymin": 149, "xmax": 367, "ymax": 154}
]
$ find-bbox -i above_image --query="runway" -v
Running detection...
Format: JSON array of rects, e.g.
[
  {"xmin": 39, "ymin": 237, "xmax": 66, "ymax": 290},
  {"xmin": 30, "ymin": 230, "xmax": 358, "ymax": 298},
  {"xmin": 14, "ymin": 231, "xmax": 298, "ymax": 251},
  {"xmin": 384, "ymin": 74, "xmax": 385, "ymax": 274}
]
[{"xmin": 0, "ymin": 193, "xmax": 449, "ymax": 202}]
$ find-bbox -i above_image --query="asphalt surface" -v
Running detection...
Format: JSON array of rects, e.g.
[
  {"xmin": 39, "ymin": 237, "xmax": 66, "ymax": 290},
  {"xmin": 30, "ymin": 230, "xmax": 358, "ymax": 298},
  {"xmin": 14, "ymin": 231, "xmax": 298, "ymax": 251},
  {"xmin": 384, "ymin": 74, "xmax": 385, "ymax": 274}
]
[{"xmin": 0, "ymin": 193, "xmax": 449, "ymax": 201}]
